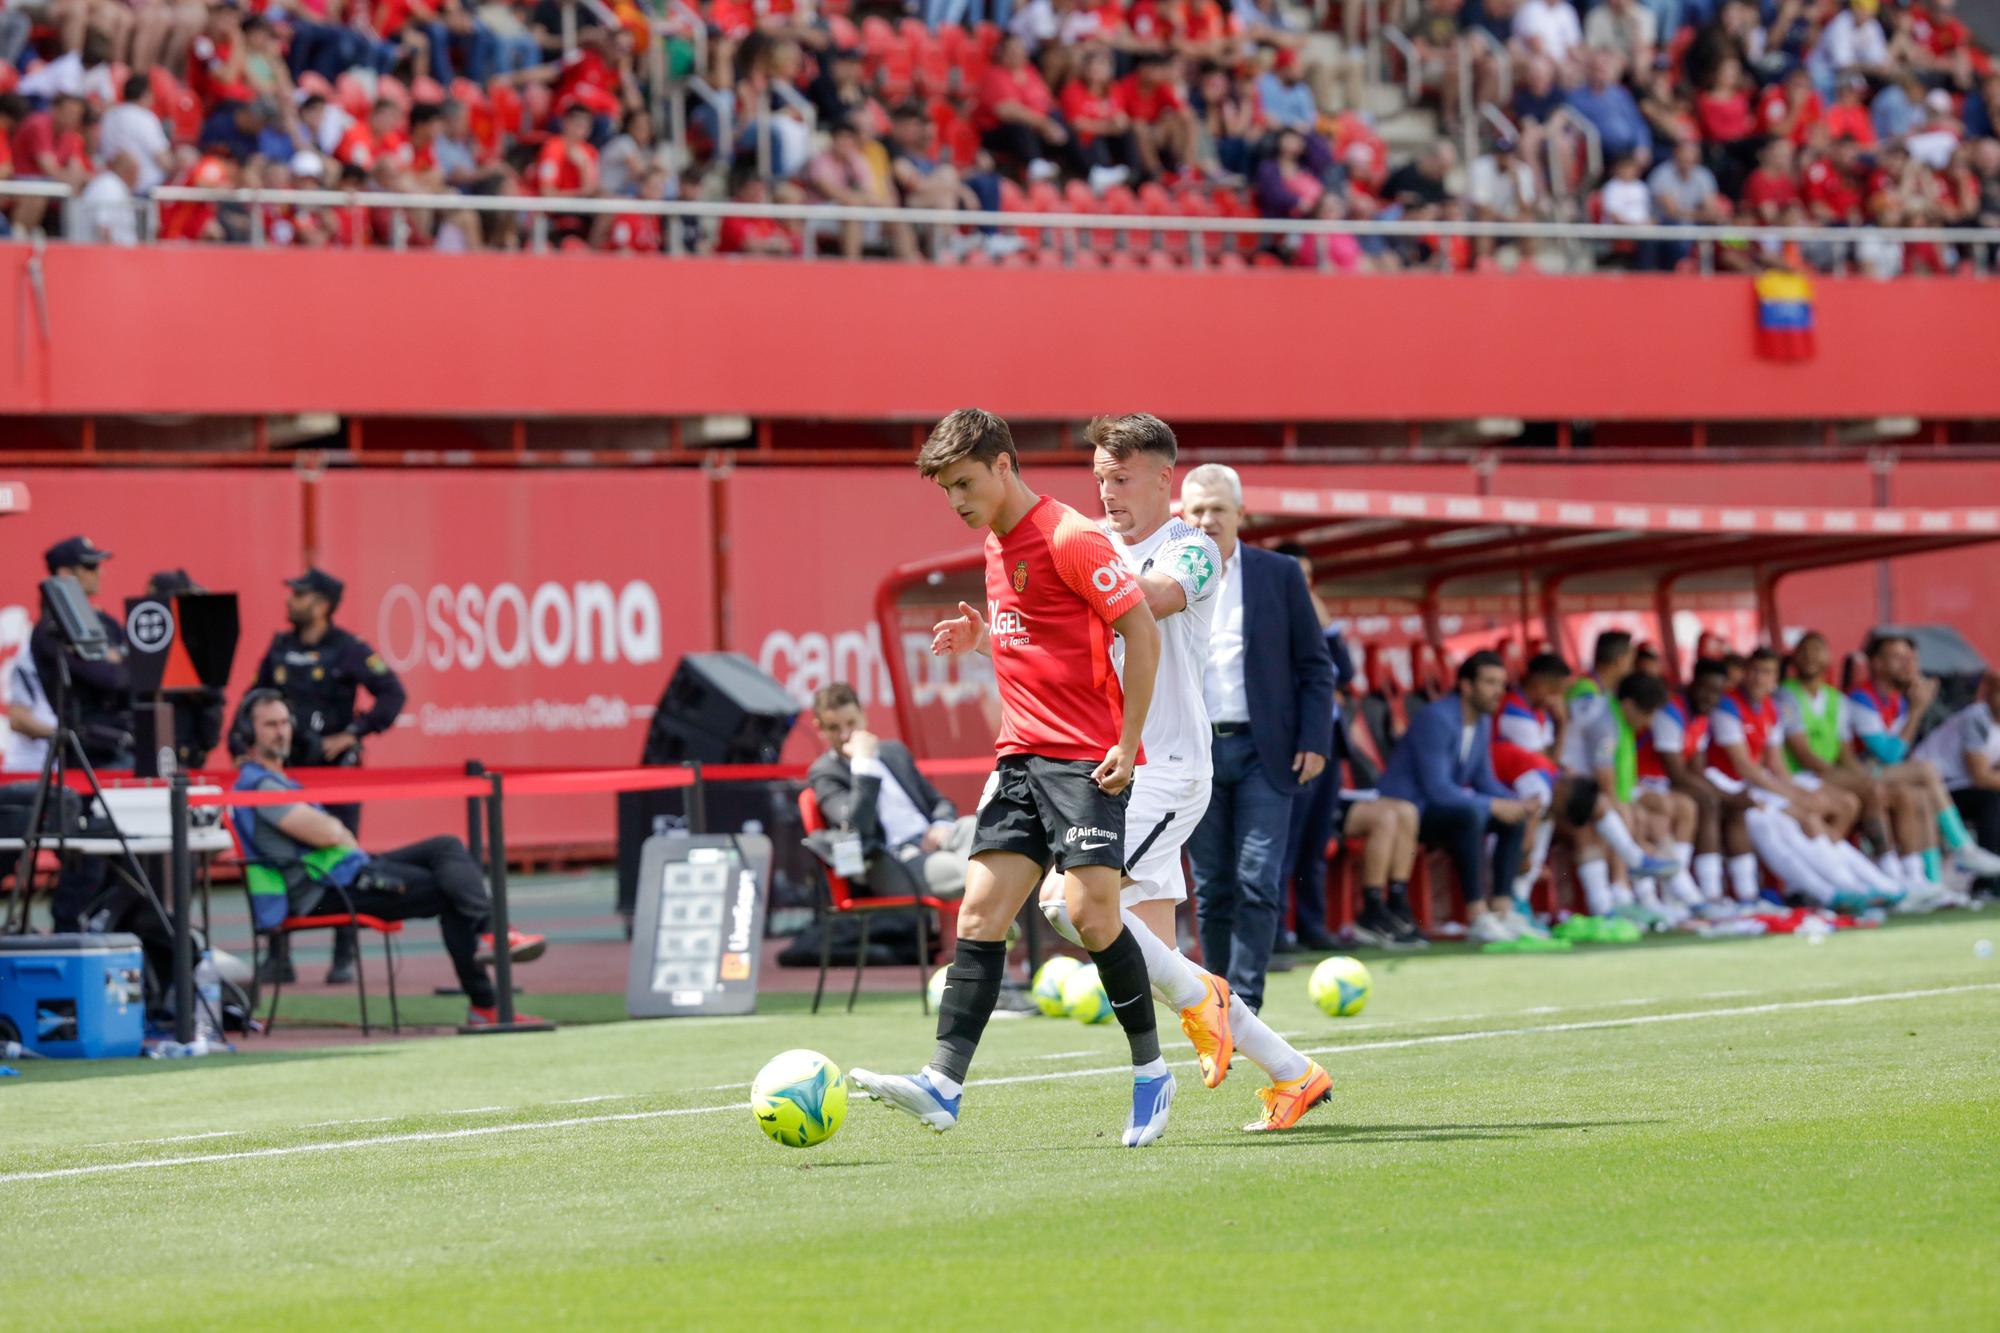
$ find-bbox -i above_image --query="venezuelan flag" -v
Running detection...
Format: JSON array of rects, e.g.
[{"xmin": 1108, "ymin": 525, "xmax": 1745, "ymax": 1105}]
[{"xmin": 1754, "ymin": 271, "xmax": 1815, "ymax": 362}]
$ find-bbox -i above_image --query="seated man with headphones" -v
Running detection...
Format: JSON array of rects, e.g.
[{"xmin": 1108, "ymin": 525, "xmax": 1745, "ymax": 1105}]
[{"xmin": 230, "ymin": 688, "xmax": 548, "ymax": 1026}]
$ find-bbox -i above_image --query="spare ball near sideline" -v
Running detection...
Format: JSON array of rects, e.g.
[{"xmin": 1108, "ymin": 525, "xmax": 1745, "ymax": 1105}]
[
  {"xmin": 1062, "ymin": 963, "xmax": 1112, "ymax": 1024},
  {"xmin": 1031, "ymin": 956, "xmax": 1082, "ymax": 1016},
  {"xmin": 751, "ymin": 1049, "xmax": 848, "ymax": 1148},
  {"xmin": 1309, "ymin": 956, "xmax": 1373, "ymax": 1018}
]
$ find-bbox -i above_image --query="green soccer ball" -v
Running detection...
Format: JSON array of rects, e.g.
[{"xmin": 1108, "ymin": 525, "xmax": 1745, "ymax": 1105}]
[
  {"xmin": 751, "ymin": 1049, "xmax": 848, "ymax": 1149},
  {"xmin": 1031, "ymin": 956, "xmax": 1082, "ymax": 1016},
  {"xmin": 927, "ymin": 965, "xmax": 950, "ymax": 1009},
  {"xmin": 1062, "ymin": 963, "xmax": 1112, "ymax": 1024},
  {"xmin": 1309, "ymin": 956, "xmax": 1373, "ymax": 1018}
]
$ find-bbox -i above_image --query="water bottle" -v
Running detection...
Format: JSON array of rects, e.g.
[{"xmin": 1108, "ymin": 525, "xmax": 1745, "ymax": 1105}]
[{"xmin": 194, "ymin": 951, "xmax": 223, "ymax": 1044}]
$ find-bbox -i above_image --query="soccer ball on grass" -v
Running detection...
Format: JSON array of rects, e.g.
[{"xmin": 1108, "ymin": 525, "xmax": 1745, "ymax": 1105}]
[
  {"xmin": 1031, "ymin": 956, "xmax": 1082, "ymax": 1016},
  {"xmin": 1061, "ymin": 963, "xmax": 1111, "ymax": 1024},
  {"xmin": 751, "ymin": 1049, "xmax": 848, "ymax": 1148},
  {"xmin": 1308, "ymin": 956, "xmax": 1372, "ymax": 1018}
]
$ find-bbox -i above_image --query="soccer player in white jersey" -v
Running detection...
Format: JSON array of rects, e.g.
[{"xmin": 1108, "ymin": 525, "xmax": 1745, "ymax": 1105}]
[{"xmin": 1033, "ymin": 414, "xmax": 1333, "ymax": 1132}]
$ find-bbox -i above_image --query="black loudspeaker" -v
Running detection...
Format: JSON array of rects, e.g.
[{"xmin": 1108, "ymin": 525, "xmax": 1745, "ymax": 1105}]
[
  {"xmin": 646, "ymin": 653, "xmax": 799, "ymax": 764},
  {"xmin": 618, "ymin": 654, "xmax": 803, "ymax": 918}
]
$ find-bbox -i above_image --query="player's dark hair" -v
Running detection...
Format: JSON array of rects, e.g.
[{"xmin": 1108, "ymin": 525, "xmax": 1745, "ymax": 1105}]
[
  {"xmin": 1084, "ymin": 413, "xmax": 1178, "ymax": 464},
  {"xmin": 1457, "ymin": 650, "xmax": 1506, "ymax": 686},
  {"xmin": 1592, "ymin": 630, "xmax": 1635, "ymax": 671},
  {"xmin": 1865, "ymin": 630, "xmax": 1916, "ymax": 658},
  {"xmin": 1525, "ymin": 652, "xmax": 1571, "ymax": 681},
  {"xmin": 1748, "ymin": 646, "xmax": 1781, "ymax": 668},
  {"xmin": 1692, "ymin": 658, "xmax": 1731, "ymax": 686},
  {"xmin": 1635, "ymin": 644, "xmax": 1661, "ymax": 665},
  {"xmin": 1617, "ymin": 673, "xmax": 1669, "ymax": 712},
  {"xmin": 811, "ymin": 682, "xmax": 860, "ymax": 718},
  {"xmin": 917, "ymin": 408, "xmax": 1018, "ymax": 478}
]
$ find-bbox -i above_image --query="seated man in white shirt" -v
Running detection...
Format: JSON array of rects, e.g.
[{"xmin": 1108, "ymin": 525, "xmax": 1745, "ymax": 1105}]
[{"xmin": 805, "ymin": 682, "xmax": 974, "ymax": 899}]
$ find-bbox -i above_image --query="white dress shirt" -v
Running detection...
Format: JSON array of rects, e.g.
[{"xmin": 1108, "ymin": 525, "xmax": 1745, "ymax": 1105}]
[
  {"xmin": 1201, "ymin": 545, "xmax": 1250, "ymax": 725},
  {"xmin": 850, "ymin": 752, "xmax": 931, "ymax": 848}
]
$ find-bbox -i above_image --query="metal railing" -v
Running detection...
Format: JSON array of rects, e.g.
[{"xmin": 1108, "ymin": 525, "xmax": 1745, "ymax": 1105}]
[{"xmin": 16, "ymin": 181, "xmax": 2000, "ymax": 275}]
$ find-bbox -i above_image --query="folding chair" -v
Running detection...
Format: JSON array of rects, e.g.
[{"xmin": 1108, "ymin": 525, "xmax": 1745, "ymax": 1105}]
[{"xmin": 799, "ymin": 788, "xmax": 959, "ymax": 1014}]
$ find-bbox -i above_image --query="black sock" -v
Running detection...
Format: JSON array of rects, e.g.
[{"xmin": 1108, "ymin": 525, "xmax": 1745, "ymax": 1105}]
[
  {"xmin": 1361, "ymin": 885, "xmax": 1387, "ymax": 915},
  {"xmin": 926, "ymin": 938, "xmax": 1006, "ymax": 1087},
  {"xmin": 1088, "ymin": 926, "xmax": 1161, "ymax": 1068}
]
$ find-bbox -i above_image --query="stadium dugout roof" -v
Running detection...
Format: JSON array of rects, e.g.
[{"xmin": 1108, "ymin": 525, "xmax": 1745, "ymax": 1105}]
[
  {"xmin": 1233, "ymin": 486, "xmax": 2000, "ymax": 621},
  {"xmin": 875, "ymin": 487, "xmax": 2000, "ymax": 741}
]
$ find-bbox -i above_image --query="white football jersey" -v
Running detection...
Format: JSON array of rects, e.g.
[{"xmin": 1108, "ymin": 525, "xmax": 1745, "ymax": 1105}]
[{"xmin": 1109, "ymin": 516, "xmax": 1222, "ymax": 776}]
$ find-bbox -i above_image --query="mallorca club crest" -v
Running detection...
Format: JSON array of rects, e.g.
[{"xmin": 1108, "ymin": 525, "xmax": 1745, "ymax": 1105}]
[{"xmin": 1012, "ymin": 560, "xmax": 1029, "ymax": 593}]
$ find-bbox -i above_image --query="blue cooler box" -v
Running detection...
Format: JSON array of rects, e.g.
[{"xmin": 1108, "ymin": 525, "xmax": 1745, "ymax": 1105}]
[{"xmin": 0, "ymin": 933, "xmax": 146, "ymax": 1059}]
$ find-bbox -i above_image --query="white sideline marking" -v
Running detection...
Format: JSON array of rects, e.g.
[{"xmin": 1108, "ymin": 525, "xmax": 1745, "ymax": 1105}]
[
  {"xmin": 6, "ymin": 981, "xmax": 1993, "ymax": 1187},
  {"xmin": 554, "ymin": 1095, "xmax": 625, "ymax": 1105}
]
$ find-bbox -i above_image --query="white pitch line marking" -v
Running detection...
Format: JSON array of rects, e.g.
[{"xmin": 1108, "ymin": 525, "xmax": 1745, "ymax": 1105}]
[{"xmin": 6, "ymin": 982, "xmax": 1992, "ymax": 1187}]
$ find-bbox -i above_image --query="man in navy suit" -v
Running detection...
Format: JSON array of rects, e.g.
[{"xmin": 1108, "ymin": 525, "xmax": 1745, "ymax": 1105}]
[
  {"xmin": 1379, "ymin": 650, "xmax": 1535, "ymax": 945},
  {"xmin": 1180, "ymin": 465, "xmax": 1335, "ymax": 1011}
]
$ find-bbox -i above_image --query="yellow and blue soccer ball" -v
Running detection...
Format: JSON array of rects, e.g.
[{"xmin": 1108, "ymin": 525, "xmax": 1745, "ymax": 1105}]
[
  {"xmin": 1061, "ymin": 963, "xmax": 1112, "ymax": 1024},
  {"xmin": 1031, "ymin": 956, "xmax": 1082, "ymax": 1016},
  {"xmin": 1309, "ymin": 956, "xmax": 1372, "ymax": 1018},
  {"xmin": 927, "ymin": 966, "xmax": 950, "ymax": 1009},
  {"xmin": 751, "ymin": 1049, "xmax": 848, "ymax": 1148}
]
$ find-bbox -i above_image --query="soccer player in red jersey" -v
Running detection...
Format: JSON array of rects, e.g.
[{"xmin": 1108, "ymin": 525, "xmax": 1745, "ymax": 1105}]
[{"xmin": 851, "ymin": 409, "xmax": 1175, "ymax": 1146}]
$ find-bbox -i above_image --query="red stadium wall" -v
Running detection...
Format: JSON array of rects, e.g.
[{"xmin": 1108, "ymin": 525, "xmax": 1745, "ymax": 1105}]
[
  {"xmin": 8, "ymin": 246, "xmax": 2000, "ymax": 420},
  {"xmin": 7, "ymin": 459, "xmax": 1999, "ymax": 848}
]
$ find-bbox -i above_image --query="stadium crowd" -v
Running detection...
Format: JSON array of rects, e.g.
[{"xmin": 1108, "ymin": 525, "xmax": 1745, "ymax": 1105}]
[{"xmin": 1, "ymin": 0, "xmax": 1996, "ymax": 270}]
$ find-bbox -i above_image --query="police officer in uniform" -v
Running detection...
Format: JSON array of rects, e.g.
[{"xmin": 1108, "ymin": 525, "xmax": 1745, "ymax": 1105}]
[{"xmin": 233, "ymin": 567, "xmax": 406, "ymax": 984}]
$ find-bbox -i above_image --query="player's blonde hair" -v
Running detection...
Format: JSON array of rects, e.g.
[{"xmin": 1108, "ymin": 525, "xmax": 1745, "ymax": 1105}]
[{"xmin": 917, "ymin": 408, "xmax": 1018, "ymax": 478}]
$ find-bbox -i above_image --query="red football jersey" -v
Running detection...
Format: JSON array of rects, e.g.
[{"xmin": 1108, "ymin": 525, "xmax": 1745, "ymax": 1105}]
[{"xmin": 984, "ymin": 496, "xmax": 1147, "ymax": 762}]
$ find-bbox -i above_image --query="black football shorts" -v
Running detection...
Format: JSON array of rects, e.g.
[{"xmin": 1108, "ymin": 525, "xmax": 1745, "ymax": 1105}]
[{"xmin": 972, "ymin": 755, "xmax": 1129, "ymax": 872}]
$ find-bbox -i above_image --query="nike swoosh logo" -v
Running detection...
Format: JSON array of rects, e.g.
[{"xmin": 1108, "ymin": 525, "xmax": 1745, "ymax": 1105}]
[
  {"xmin": 1111, "ymin": 994, "xmax": 1143, "ymax": 1008},
  {"xmin": 1080, "ymin": 840, "xmax": 1111, "ymax": 850}
]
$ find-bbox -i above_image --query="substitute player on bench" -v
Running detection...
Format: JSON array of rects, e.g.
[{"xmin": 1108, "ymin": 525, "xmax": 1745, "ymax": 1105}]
[
  {"xmin": 1033, "ymin": 415, "xmax": 1333, "ymax": 1132},
  {"xmin": 852, "ymin": 409, "xmax": 1176, "ymax": 1147}
]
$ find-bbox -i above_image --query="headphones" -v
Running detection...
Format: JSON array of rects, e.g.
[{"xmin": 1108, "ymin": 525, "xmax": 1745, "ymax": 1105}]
[{"xmin": 231, "ymin": 687, "xmax": 294, "ymax": 759}]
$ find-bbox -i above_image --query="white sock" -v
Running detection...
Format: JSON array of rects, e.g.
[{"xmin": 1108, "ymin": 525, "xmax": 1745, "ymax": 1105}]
[
  {"xmin": 1595, "ymin": 811, "xmax": 1650, "ymax": 868},
  {"xmin": 1578, "ymin": 857, "xmax": 1613, "ymax": 915},
  {"xmin": 1834, "ymin": 841, "xmax": 1896, "ymax": 894},
  {"xmin": 1808, "ymin": 835, "xmax": 1866, "ymax": 893},
  {"xmin": 1229, "ymin": 995, "xmax": 1309, "ymax": 1083},
  {"xmin": 1041, "ymin": 896, "xmax": 1085, "ymax": 949},
  {"xmin": 1120, "ymin": 909, "xmax": 1206, "ymax": 1010},
  {"xmin": 922, "ymin": 1066, "xmax": 964, "ymax": 1100},
  {"xmin": 1879, "ymin": 851, "xmax": 1907, "ymax": 884},
  {"xmin": 1902, "ymin": 853, "xmax": 1931, "ymax": 887},
  {"xmin": 1728, "ymin": 853, "xmax": 1762, "ymax": 904},
  {"xmin": 1135, "ymin": 1056, "xmax": 1169, "ymax": 1080},
  {"xmin": 1634, "ymin": 879, "xmax": 1665, "ymax": 912},
  {"xmin": 1744, "ymin": 809, "xmax": 1835, "ymax": 903},
  {"xmin": 1672, "ymin": 840, "xmax": 1695, "ymax": 872},
  {"xmin": 1667, "ymin": 869, "xmax": 1704, "ymax": 907},
  {"xmin": 1518, "ymin": 819, "xmax": 1554, "ymax": 892},
  {"xmin": 1611, "ymin": 880, "xmax": 1638, "ymax": 909},
  {"xmin": 1695, "ymin": 852, "xmax": 1725, "ymax": 901}
]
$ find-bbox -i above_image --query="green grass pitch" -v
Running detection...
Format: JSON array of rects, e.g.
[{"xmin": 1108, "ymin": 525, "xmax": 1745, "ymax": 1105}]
[{"xmin": 5, "ymin": 919, "xmax": 1998, "ymax": 1331}]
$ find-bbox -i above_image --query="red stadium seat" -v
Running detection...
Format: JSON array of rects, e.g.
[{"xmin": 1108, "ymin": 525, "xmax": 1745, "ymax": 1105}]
[
  {"xmin": 826, "ymin": 15, "xmax": 860, "ymax": 46},
  {"xmin": 860, "ymin": 16, "xmax": 896, "ymax": 55},
  {"xmin": 798, "ymin": 788, "xmax": 958, "ymax": 1014},
  {"xmin": 260, "ymin": 913, "xmax": 405, "ymax": 1036}
]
